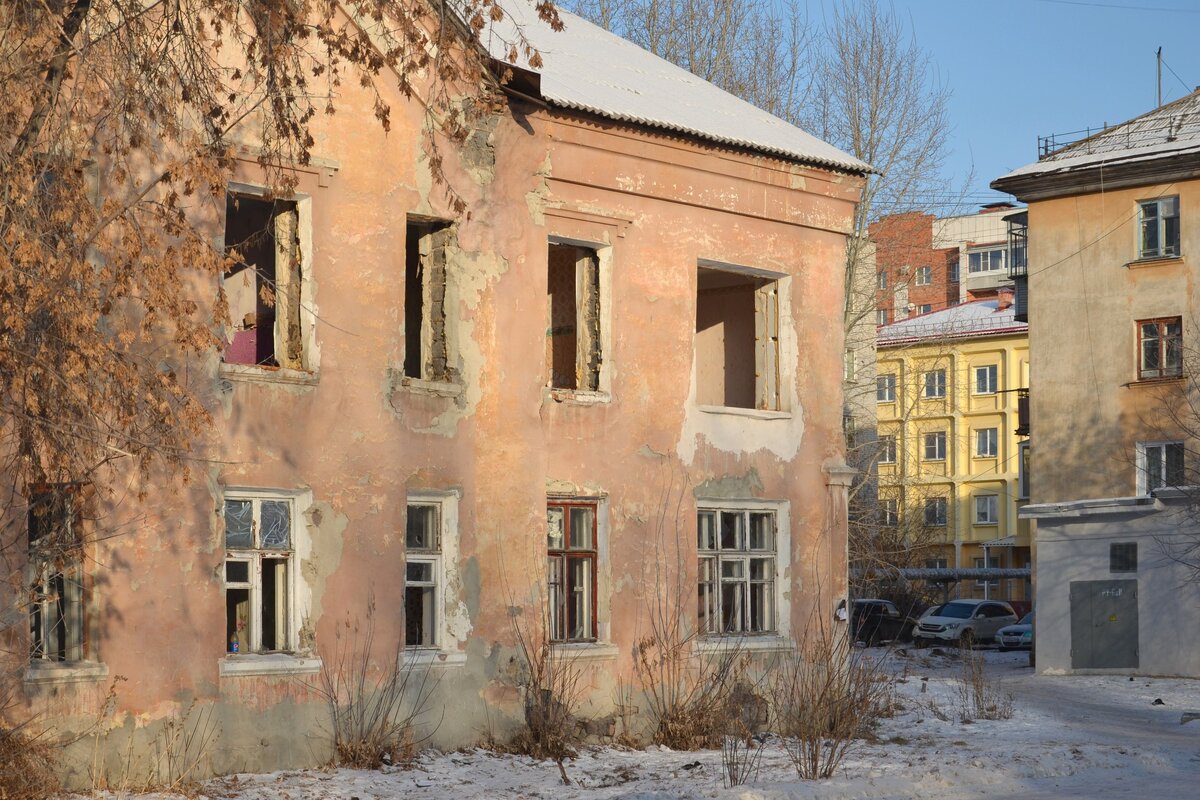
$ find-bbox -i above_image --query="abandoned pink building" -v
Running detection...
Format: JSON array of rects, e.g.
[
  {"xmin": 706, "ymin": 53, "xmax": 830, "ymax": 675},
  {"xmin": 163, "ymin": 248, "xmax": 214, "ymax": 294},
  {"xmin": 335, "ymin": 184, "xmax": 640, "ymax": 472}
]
[{"xmin": 11, "ymin": 6, "xmax": 867, "ymax": 781}]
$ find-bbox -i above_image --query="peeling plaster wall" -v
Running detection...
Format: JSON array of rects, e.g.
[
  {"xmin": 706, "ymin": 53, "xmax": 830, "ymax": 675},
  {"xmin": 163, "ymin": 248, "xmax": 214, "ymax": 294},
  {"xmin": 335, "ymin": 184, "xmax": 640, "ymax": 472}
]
[{"xmin": 11, "ymin": 68, "xmax": 862, "ymax": 785}]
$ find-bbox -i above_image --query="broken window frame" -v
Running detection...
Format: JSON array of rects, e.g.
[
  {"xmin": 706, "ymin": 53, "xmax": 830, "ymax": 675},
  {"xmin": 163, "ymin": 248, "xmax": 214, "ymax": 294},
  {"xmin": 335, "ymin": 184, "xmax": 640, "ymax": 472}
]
[
  {"xmin": 223, "ymin": 492, "xmax": 298, "ymax": 655},
  {"xmin": 405, "ymin": 501, "xmax": 442, "ymax": 649},
  {"xmin": 697, "ymin": 508, "xmax": 777, "ymax": 636},
  {"xmin": 404, "ymin": 218, "xmax": 457, "ymax": 384},
  {"xmin": 221, "ymin": 186, "xmax": 315, "ymax": 374},
  {"xmin": 546, "ymin": 240, "xmax": 604, "ymax": 394},
  {"xmin": 694, "ymin": 262, "xmax": 786, "ymax": 412},
  {"xmin": 27, "ymin": 485, "xmax": 88, "ymax": 663}
]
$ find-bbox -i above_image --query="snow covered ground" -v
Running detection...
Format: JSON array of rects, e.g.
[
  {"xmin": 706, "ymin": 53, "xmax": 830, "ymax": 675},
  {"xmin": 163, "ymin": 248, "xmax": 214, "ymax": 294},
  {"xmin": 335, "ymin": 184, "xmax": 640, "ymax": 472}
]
[{"xmin": 114, "ymin": 647, "xmax": 1200, "ymax": 799}]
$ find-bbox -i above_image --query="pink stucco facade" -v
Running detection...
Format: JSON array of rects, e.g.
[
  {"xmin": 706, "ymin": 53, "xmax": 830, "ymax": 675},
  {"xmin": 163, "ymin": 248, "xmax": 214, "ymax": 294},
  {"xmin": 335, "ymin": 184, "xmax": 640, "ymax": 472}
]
[{"xmin": 9, "ymin": 39, "xmax": 864, "ymax": 783}]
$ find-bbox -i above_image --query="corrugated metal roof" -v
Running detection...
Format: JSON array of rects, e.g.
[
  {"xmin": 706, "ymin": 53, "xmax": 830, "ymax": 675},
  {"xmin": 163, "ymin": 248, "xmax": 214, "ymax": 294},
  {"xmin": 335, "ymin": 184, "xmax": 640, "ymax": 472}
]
[
  {"xmin": 995, "ymin": 89, "xmax": 1200, "ymax": 182},
  {"xmin": 877, "ymin": 298, "xmax": 1026, "ymax": 346},
  {"xmin": 485, "ymin": 3, "xmax": 870, "ymax": 173}
]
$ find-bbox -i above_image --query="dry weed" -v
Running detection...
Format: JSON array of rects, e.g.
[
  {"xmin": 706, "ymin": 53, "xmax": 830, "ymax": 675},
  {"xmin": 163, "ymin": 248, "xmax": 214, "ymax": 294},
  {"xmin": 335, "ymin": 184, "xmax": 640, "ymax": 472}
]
[{"xmin": 956, "ymin": 646, "xmax": 1013, "ymax": 721}]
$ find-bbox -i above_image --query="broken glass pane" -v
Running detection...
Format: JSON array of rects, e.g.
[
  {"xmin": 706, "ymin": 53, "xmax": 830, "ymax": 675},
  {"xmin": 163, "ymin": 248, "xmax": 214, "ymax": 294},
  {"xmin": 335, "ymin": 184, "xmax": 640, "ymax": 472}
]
[
  {"xmin": 547, "ymin": 507, "xmax": 565, "ymax": 549},
  {"xmin": 261, "ymin": 501, "xmax": 291, "ymax": 549},
  {"xmin": 224, "ymin": 500, "xmax": 253, "ymax": 549},
  {"xmin": 406, "ymin": 504, "xmax": 438, "ymax": 550}
]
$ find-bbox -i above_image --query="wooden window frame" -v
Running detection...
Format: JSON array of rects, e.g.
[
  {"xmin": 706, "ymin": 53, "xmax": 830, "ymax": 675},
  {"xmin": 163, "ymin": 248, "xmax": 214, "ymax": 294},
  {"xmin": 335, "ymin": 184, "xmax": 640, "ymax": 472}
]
[
  {"xmin": 974, "ymin": 365, "xmax": 998, "ymax": 395},
  {"xmin": 405, "ymin": 502, "xmax": 442, "ymax": 649},
  {"xmin": 923, "ymin": 431, "xmax": 947, "ymax": 461},
  {"xmin": 1136, "ymin": 317, "xmax": 1182, "ymax": 380},
  {"xmin": 223, "ymin": 494, "xmax": 297, "ymax": 654},
  {"xmin": 698, "ymin": 508, "xmax": 777, "ymax": 636},
  {"xmin": 975, "ymin": 427, "xmax": 999, "ymax": 457},
  {"xmin": 27, "ymin": 485, "xmax": 89, "ymax": 663},
  {"xmin": 877, "ymin": 374, "xmax": 896, "ymax": 403},
  {"xmin": 923, "ymin": 369, "xmax": 946, "ymax": 398},
  {"xmin": 547, "ymin": 501, "xmax": 598, "ymax": 643},
  {"xmin": 1138, "ymin": 196, "xmax": 1180, "ymax": 259},
  {"xmin": 924, "ymin": 497, "xmax": 948, "ymax": 527}
]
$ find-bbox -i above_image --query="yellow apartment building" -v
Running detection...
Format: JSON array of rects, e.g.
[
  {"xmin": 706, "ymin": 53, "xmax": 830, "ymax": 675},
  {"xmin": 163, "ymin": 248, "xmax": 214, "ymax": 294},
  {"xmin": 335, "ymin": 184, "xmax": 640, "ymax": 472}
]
[{"xmin": 876, "ymin": 296, "xmax": 1030, "ymax": 602}]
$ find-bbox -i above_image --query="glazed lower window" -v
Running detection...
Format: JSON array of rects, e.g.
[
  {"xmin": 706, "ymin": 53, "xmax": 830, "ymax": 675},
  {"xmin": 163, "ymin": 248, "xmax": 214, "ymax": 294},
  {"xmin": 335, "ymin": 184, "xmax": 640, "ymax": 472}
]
[
  {"xmin": 28, "ymin": 488, "xmax": 86, "ymax": 663},
  {"xmin": 547, "ymin": 502, "xmax": 597, "ymax": 642},
  {"xmin": 406, "ymin": 502, "xmax": 441, "ymax": 648},
  {"xmin": 224, "ymin": 495, "xmax": 295, "ymax": 653},
  {"xmin": 698, "ymin": 508, "xmax": 776, "ymax": 634}
]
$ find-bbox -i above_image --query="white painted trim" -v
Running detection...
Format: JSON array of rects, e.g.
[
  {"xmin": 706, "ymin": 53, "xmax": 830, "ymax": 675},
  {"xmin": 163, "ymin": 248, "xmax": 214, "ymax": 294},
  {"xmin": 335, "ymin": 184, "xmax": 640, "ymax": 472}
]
[
  {"xmin": 691, "ymin": 635, "xmax": 794, "ymax": 655},
  {"xmin": 550, "ymin": 641, "xmax": 620, "ymax": 661},
  {"xmin": 405, "ymin": 490, "xmax": 470, "ymax": 660},
  {"xmin": 24, "ymin": 661, "xmax": 109, "ymax": 685},
  {"xmin": 218, "ymin": 654, "xmax": 322, "ymax": 678}
]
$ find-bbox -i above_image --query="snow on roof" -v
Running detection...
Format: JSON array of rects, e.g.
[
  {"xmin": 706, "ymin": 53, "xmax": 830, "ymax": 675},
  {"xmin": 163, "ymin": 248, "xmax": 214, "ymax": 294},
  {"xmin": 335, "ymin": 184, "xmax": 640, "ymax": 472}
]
[
  {"xmin": 995, "ymin": 89, "xmax": 1200, "ymax": 182},
  {"xmin": 876, "ymin": 298, "xmax": 1026, "ymax": 346},
  {"xmin": 485, "ymin": 3, "xmax": 870, "ymax": 173}
]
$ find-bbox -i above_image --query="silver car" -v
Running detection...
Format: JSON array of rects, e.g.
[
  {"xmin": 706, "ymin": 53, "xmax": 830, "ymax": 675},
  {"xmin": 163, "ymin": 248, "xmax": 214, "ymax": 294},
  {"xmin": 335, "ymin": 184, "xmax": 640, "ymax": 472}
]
[
  {"xmin": 913, "ymin": 599, "xmax": 1018, "ymax": 646},
  {"xmin": 996, "ymin": 611, "xmax": 1034, "ymax": 651}
]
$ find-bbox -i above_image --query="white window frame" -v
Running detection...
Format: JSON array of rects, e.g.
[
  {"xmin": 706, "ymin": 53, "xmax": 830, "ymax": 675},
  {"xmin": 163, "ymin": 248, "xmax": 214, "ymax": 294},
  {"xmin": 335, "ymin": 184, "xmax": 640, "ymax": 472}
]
[
  {"xmin": 915, "ymin": 266, "xmax": 932, "ymax": 286},
  {"xmin": 223, "ymin": 489, "xmax": 310, "ymax": 656},
  {"xmin": 924, "ymin": 497, "xmax": 948, "ymax": 527},
  {"xmin": 697, "ymin": 501, "xmax": 789, "ymax": 639},
  {"xmin": 405, "ymin": 500, "xmax": 442, "ymax": 649},
  {"xmin": 923, "ymin": 369, "xmax": 946, "ymax": 399},
  {"xmin": 877, "ymin": 374, "xmax": 896, "ymax": 403},
  {"xmin": 1135, "ymin": 441, "xmax": 1185, "ymax": 495},
  {"xmin": 878, "ymin": 271, "xmax": 887, "ymax": 290},
  {"xmin": 974, "ymin": 555, "xmax": 1001, "ymax": 589},
  {"xmin": 923, "ymin": 431, "xmax": 947, "ymax": 461},
  {"xmin": 974, "ymin": 494, "xmax": 999, "ymax": 525},
  {"xmin": 27, "ymin": 488, "xmax": 88, "ymax": 665},
  {"xmin": 404, "ymin": 490, "xmax": 467, "ymax": 666},
  {"xmin": 974, "ymin": 364, "xmax": 998, "ymax": 395},
  {"xmin": 882, "ymin": 499, "xmax": 899, "ymax": 527},
  {"xmin": 976, "ymin": 427, "xmax": 999, "ymax": 458},
  {"xmin": 968, "ymin": 247, "xmax": 1005, "ymax": 274},
  {"xmin": 878, "ymin": 434, "xmax": 897, "ymax": 464},
  {"xmin": 876, "ymin": 308, "xmax": 889, "ymax": 326},
  {"xmin": 1138, "ymin": 195, "xmax": 1180, "ymax": 259}
]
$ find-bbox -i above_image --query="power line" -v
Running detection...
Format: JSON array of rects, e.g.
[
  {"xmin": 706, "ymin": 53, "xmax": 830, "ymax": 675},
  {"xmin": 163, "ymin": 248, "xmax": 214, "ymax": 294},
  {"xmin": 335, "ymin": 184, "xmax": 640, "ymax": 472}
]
[
  {"xmin": 1034, "ymin": 0, "xmax": 1200, "ymax": 12},
  {"xmin": 1161, "ymin": 56, "xmax": 1193, "ymax": 96}
]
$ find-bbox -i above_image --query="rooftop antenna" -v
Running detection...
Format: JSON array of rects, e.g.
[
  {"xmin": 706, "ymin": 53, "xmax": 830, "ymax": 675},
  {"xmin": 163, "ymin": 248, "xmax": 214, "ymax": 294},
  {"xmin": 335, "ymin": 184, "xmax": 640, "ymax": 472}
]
[{"xmin": 1158, "ymin": 47, "xmax": 1163, "ymax": 107}]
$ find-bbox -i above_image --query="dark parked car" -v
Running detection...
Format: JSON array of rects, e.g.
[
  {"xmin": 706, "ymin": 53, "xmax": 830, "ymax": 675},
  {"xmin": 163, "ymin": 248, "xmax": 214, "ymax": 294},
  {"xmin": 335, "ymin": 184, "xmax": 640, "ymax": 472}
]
[{"xmin": 851, "ymin": 599, "xmax": 917, "ymax": 645}]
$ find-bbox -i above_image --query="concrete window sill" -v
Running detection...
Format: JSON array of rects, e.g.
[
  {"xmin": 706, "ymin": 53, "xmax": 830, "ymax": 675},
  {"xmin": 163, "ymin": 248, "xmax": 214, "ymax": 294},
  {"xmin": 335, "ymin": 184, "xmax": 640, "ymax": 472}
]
[
  {"xmin": 24, "ymin": 661, "xmax": 110, "ymax": 685},
  {"xmin": 550, "ymin": 642, "xmax": 620, "ymax": 661},
  {"xmin": 401, "ymin": 649, "xmax": 468, "ymax": 669},
  {"xmin": 219, "ymin": 363, "xmax": 319, "ymax": 387},
  {"xmin": 395, "ymin": 376, "xmax": 464, "ymax": 398},
  {"xmin": 697, "ymin": 405, "xmax": 791, "ymax": 420},
  {"xmin": 692, "ymin": 635, "xmax": 793, "ymax": 655},
  {"xmin": 218, "ymin": 654, "xmax": 322, "ymax": 678},
  {"xmin": 546, "ymin": 389, "xmax": 612, "ymax": 406},
  {"xmin": 1126, "ymin": 255, "xmax": 1184, "ymax": 270}
]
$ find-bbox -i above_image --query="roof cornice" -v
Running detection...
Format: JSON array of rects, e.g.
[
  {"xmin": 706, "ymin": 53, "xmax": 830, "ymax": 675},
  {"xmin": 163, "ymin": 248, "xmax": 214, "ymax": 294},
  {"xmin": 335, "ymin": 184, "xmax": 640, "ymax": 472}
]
[{"xmin": 992, "ymin": 151, "xmax": 1200, "ymax": 202}]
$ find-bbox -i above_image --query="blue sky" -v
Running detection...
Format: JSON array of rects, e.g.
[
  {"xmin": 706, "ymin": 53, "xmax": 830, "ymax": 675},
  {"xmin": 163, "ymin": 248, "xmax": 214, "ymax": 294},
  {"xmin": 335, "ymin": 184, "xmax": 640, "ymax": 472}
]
[{"xmin": 859, "ymin": 0, "xmax": 1200, "ymax": 211}]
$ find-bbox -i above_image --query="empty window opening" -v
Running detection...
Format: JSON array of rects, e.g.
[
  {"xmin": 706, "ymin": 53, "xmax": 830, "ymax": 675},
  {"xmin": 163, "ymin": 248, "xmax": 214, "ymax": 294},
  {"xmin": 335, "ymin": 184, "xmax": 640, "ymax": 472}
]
[
  {"xmin": 223, "ymin": 193, "xmax": 303, "ymax": 369},
  {"xmin": 695, "ymin": 267, "xmax": 781, "ymax": 410},
  {"xmin": 546, "ymin": 243, "xmax": 602, "ymax": 392},
  {"xmin": 28, "ymin": 487, "xmax": 85, "ymax": 663},
  {"xmin": 404, "ymin": 219, "xmax": 455, "ymax": 382},
  {"xmin": 405, "ymin": 502, "xmax": 441, "ymax": 648},
  {"xmin": 224, "ymin": 496, "xmax": 294, "ymax": 653}
]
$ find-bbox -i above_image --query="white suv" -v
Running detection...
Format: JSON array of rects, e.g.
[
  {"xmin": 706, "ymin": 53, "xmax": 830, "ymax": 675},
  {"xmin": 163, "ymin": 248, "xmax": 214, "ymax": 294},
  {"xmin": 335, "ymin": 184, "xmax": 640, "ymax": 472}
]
[{"xmin": 912, "ymin": 599, "xmax": 1018, "ymax": 647}]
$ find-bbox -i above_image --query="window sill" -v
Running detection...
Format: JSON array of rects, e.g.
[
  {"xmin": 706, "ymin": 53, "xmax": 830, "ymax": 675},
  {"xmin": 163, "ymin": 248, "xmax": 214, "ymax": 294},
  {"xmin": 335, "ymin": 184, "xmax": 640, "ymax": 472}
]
[
  {"xmin": 697, "ymin": 405, "xmax": 791, "ymax": 420},
  {"xmin": 546, "ymin": 388, "xmax": 611, "ymax": 406},
  {"xmin": 402, "ymin": 649, "xmax": 468, "ymax": 669},
  {"xmin": 1126, "ymin": 376, "xmax": 1184, "ymax": 388},
  {"xmin": 692, "ymin": 634, "xmax": 793, "ymax": 655},
  {"xmin": 219, "ymin": 363, "xmax": 319, "ymax": 387},
  {"xmin": 24, "ymin": 661, "xmax": 109, "ymax": 685},
  {"xmin": 396, "ymin": 376, "xmax": 464, "ymax": 398},
  {"xmin": 1126, "ymin": 254, "xmax": 1183, "ymax": 269},
  {"xmin": 550, "ymin": 641, "xmax": 620, "ymax": 661},
  {"xmin": 218, "ymin": 654, "xmax": 322, "ymax": 678}
]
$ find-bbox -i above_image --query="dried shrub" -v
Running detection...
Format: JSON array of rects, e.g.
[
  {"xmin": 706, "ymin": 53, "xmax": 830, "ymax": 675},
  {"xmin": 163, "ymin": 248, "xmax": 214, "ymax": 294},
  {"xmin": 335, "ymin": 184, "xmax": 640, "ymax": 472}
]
[
  {"xmin": 720, "ymin": 722, "xmax": 767, "ymax": 788},
  {"xmin": 507, "ymin": 606, "xmax": 586, "ymax": 768},
  {"xmin": 772, "ymin": 620, "xmax": 895, "ymax": 780},
  {"xmin": 0, "ymin": 720, "xmax": 58, "ymax": 800},
  {"xmin": 956, "ymin": 646, "xmax": 1013, "ymax": 721},
  {"xmin": 314, "ymin": 596, "xmax": 438, "ymax": 769}
]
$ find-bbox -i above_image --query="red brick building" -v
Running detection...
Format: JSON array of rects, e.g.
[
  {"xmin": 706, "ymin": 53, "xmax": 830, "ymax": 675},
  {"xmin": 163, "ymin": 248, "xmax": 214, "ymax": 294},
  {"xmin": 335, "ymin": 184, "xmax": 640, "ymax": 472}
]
[{"xmin": 870, "ymin": 212, "xmax": 960, "ymax": 325}]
